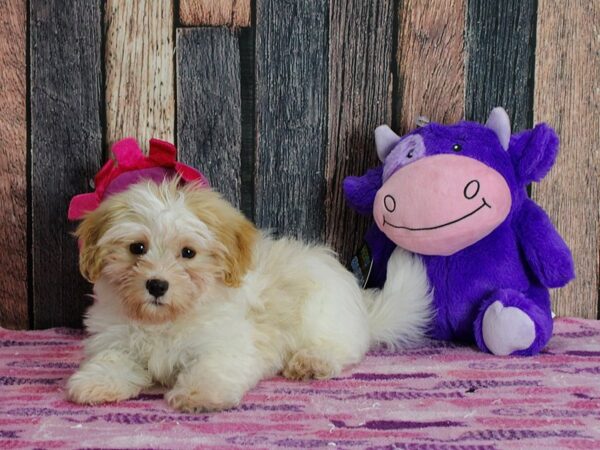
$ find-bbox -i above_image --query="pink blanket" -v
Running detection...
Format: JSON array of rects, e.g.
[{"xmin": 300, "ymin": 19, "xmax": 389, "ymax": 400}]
[{"xmin": 1, "ymin": 318, "xmax": 599, "ymax": 449}]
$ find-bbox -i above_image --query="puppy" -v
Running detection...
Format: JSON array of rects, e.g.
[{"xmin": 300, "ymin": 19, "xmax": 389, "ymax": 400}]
[{"xmin": 67, "ymin": 179, "xmax": 431, "ymax": 412}]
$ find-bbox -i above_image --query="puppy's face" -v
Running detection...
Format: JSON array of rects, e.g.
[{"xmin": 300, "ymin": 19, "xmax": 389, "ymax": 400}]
[{"xmin": 76, "ymin": 180, "xmax": 258, "ymax": 324}]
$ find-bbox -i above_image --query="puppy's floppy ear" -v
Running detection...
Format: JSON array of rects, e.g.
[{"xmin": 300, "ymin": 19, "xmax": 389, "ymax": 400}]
[
  {"xmin": 215, "ymin": 207, "xmax": 258, "ymax": 287},
  {"xmin": 75, "ymin": 207, "xmax": 112, "ymax": 283},
  {"xmin": 185, "ymin": 188, "xmax": 258, "ymax": 287}
]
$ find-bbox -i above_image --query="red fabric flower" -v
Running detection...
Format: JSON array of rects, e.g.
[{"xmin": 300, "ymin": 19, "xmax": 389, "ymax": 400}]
[{"xmin": 68, "ymin": 138, "xmax": 209, "ymax": 220}]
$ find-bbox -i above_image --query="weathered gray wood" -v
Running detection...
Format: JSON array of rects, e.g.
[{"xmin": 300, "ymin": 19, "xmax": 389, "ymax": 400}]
[
  {"xmin": 176, "ymin": 28, "xmax": 242, "ymax": 208},
  {"xmin": 465, "ymin": 0, "xmax": 536, "ymax": 130},
  {"xmin": 254, "ymin": 0, "xmax": 328, "ymax": 241},
  {"xmin": 396, "ymin": 0, "xmax": 465, "ymax": 134},
  {"xmin": 532, "ymin": 0, "xmax": 599, "ymax": 319},
  {"xmin": 326, "ymin": 0, "xmax": 394, "ymax": 265},
  {"xmin": 239, "ymin": 27, "xmax": 255, "ymax": 220},
  {"xmin": 0, "ymin": 0, "xmax": 27, "ymax": 329},
  {"xmin": 30, "ymin": 0, "xmax": 103, "ymax": 328}
]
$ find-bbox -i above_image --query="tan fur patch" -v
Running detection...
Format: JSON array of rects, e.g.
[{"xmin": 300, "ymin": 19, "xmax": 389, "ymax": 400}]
[
  {"xmin": 75, "ymin": 203, "xmax": 124, "ymax": 282},
  {"xmin": 183, "ymin": 187, "xmax": 258, "ymax": 287}
]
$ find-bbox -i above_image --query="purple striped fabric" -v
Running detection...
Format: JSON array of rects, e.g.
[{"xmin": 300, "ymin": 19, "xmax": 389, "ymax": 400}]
[{"xmin": 1, "ymin": 318, "xmax": 599, "ymax": 449}]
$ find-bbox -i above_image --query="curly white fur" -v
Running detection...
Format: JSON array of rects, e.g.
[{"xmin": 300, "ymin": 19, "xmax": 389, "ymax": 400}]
[
  {"xmin": 67, "ymin": 180, "xmax": 431, "ymax": 412},
  {"xmin": 365, "ymin": 247, "xmax": 434, "ymax": 349}
]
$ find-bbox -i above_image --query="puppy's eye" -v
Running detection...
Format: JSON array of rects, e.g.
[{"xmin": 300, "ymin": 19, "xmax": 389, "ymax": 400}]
[
  {"xmin": 406, "ymin": 148, "xmax": 414, "ymax": 159},
  {"xmin": 129, "ymin": 242, "xmax": 147, "ymax": 255},
  {"xmin": 452, "ymin": 143, "xmax": 462, "ymax": 152},
  {"xmin": 181, "ymin": 247, "xmax": 196, "ymax": 259}
]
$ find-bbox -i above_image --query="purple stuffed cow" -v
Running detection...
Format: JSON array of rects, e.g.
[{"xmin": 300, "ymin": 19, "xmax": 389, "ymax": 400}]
[{"xmin": 344, "ymin": 107, "xmax": 575, "ymax": 356}]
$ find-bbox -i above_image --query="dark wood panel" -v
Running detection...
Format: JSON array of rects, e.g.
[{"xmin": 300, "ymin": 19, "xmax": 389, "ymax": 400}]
[
  {"xmin": 176, "ymin": 28, "xmax": 242, "ymax": 208},
  {"xmin": 239, "ymin": 27, "xmax": 256, "ymax": 220},
  {"xmin": 0, "ymin": 0, "xmax": 27, "ymax": 329},
  {"xmin": 179, "ymin": 0, "xmax": 250, "ymax": 27},
  {"xmin": 396, "ymin": 0, "xmax": 465, "ymax": 134},
  {"xmin": 30, "ymin": 0, "xmax": 103, "ymax": 328},
  {"xmin": 254, "ymin": 0, "xmax": 328, "ymax": 241},
  {"xmin": 325, "ymin": 0, "xmax": 394, "ymax": 264},
  {"xmin": 465, "ymin": 0, "xmax": 536, "ymax": 129},
  {"xmin": 532, "ymin": 0, "xmax": 599, "ymax": 319}
]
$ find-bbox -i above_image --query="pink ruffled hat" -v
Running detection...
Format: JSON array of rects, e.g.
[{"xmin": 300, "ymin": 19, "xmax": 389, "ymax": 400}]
[{"xmin": 68, "ymin": 138, "xmax": 209, "ymax": 221}]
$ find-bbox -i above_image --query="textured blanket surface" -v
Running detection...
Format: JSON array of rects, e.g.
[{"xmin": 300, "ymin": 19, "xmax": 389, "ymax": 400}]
[{"xmin": 1, "ymin": 318, "xmax": 599, "ymax": 449}]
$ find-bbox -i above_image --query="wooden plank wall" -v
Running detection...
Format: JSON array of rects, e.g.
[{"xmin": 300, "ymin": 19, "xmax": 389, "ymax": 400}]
[
  {"xmin": 532, "ymin": 0, "xmax": 599, "ymax": 319},
  {"xmin": 105, "ymin": 0, "xmax": 174, "ymax": 150},
  {"xmin": 465, "ymin": 1, "xmax": 537, "ymax": 131},
  {"xmin": 29, "ymin": 0, "xmax": 104, "ymax": 328},
  {"xmin": 180, "ymin": 0, "xmax": 251, "ymax": 27},
  {"xmin": 0, "ymin": 0, "xmax": 27, "ymax": 329},
  {"xmin": 396, "ymin": 0, "xmax": 465, "ymax": 134},
  {"xmin": 325, "ymin": 0, "xmax": 394, "ymax": 265},
  {"xmin": 1, "ymin": 0, "xmax": 598, "ymax": 328},
  {"xmin": 177, "ymin": 28, "xmax": 242, "ymax": 207},
  {"xmin": 254, "ymin": 0, "xmax": 328, "ymax": 241}
]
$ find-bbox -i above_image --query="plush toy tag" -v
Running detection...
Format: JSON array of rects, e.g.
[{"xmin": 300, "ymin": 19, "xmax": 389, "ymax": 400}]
[{"xmin": 350, "ymin": 243, "xmax": 373, "ymax": 289}]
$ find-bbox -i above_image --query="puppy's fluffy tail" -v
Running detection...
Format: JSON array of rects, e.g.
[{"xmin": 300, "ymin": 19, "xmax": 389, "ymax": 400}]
[{"xmin": 365, "ymin": 247, "xmax": 433, "ymax": 349}]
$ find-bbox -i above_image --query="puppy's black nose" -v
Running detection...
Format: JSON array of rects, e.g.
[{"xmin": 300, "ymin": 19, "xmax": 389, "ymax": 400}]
[{"xmin": 146, "ymin": 279, "xmax": 169, "ymax": 298}]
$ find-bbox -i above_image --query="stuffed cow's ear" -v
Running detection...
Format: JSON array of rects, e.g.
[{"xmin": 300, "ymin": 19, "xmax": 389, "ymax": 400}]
[
  {"xmin": 375, "ymin": 125, "xmax": 401, "ymax": 162},
  {"xmin": 509, "ymin": 123, "xmax": 559, "ymax": 184},
  {"xmin": 343, "ymin": 166, "xmax": 384, "ymax": 216}
]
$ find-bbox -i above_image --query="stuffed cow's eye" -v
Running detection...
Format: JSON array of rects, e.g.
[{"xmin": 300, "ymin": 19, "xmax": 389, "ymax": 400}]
[{"xmin": 452, "ymin": 144, "xmax": 462, "ymax": 152}]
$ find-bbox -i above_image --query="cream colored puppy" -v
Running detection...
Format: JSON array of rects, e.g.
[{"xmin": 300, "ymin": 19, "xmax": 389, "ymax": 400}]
[{"xmin": 67, "ymin": 179, "xmax": 431, "ymax": 412}]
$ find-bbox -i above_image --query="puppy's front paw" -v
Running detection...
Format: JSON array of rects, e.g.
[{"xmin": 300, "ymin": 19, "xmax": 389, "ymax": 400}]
[
  {"xmin": 67, "ymin": 372, "xmax": 142, "ymax": 405},
  {"xmin": 283, "ymin": 349, "xmax": 339, "ymax": 381},
  {"xmin": 165, "ymin": 385, "xmax": 241, "ymax": 413}
]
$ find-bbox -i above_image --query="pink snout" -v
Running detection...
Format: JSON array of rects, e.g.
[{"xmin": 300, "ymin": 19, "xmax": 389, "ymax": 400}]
[{"xmin": 374, "ymin": 154, "xmax": 512, "ymax": 255}]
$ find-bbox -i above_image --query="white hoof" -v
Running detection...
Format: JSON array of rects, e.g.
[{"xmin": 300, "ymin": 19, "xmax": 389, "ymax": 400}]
[{"xmin": 482, "ymin": 301, "xmax": 535, "ymax": 356}]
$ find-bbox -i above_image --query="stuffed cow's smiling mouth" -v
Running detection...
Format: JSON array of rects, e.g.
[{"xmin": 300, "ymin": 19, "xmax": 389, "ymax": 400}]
[{"xmin": 383, "ymin": 198, "xmax": 491, "ymax": 231}]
